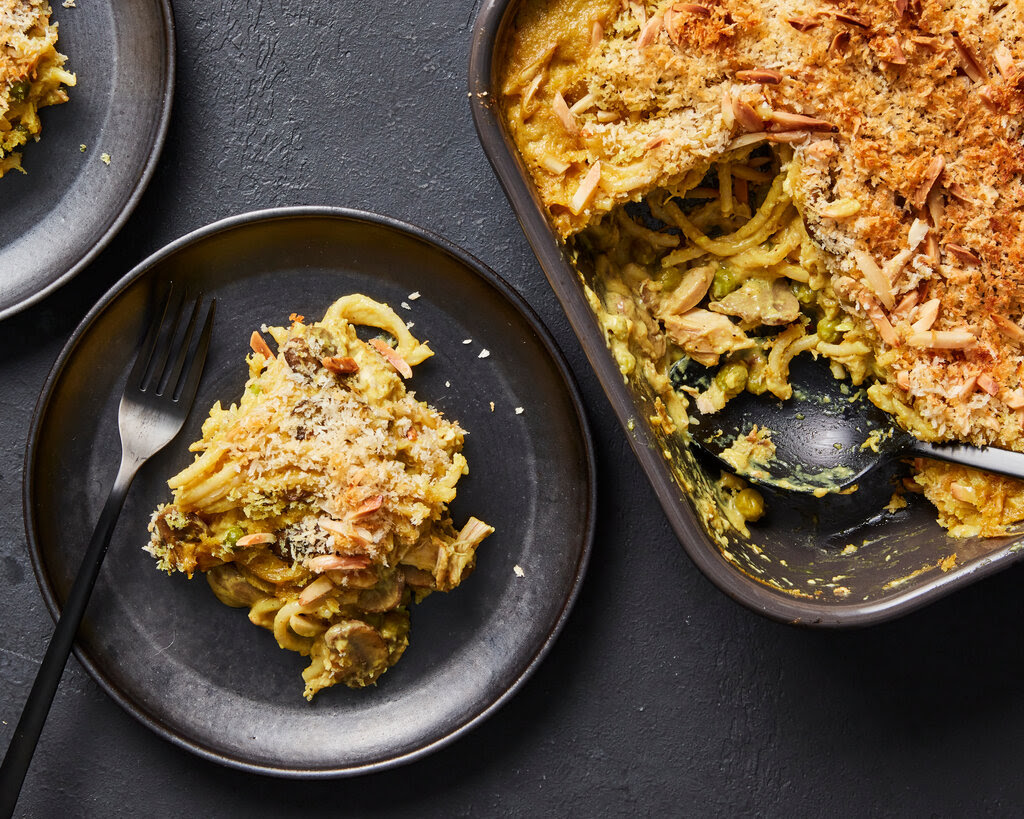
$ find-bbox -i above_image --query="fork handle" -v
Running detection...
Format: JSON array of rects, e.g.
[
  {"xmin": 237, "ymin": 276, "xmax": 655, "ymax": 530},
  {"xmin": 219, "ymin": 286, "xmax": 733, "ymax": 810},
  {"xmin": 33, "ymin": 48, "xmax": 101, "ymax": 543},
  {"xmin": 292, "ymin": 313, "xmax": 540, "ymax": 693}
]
[{"xmin": 0, "ymin": 452, "xmax": 141, "ymax": 819}]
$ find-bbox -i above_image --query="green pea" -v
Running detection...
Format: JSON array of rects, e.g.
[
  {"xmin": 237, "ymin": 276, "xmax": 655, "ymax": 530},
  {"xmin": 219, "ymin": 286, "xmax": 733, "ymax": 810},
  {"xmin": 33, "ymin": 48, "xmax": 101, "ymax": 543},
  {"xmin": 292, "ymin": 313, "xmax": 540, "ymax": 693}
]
[
  {"xmin": 714, "ymin": 361, "xmax": 748, "ymax": 395},
  {"xmin": 223, "ymin": 526, "xmax": 245, "ymax": 548},
  {"xmin": 734, "ymin": 488, "xmax": 765, "ymax": 522},
  {"xmin": 8, "ymin": 81, "xmax": 29, "ymax": 102},
  {"xmin": 658, "ymin": 265, "xmax": 683, "ymax": 292},
  {"xmin": 792, "ymin": 282, "xmax": 815, "ymax": 305},
  {"xmin": 711, "ymin": 266, "xmax": 740, "ymax": 301},
  {"xmin": 816, "ymin": 317, "xmax": 843, "ymax": 343}
]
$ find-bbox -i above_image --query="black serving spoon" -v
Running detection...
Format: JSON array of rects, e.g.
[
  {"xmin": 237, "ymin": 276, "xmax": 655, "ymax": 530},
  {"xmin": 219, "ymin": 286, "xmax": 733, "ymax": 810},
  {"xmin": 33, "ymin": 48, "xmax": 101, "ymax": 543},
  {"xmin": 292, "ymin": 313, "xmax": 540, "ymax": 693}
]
[{"xmin": 675, "ymin": 354, "xmax": 1024, "ymax": 494}]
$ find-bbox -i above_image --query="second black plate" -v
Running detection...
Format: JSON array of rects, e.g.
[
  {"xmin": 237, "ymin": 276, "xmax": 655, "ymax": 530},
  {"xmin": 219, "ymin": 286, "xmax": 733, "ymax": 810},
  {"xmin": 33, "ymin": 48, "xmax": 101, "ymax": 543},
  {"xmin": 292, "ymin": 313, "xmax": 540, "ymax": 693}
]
[{"xmin": 24, "ymin": 207, "xmax": 595, "ymax": 776}]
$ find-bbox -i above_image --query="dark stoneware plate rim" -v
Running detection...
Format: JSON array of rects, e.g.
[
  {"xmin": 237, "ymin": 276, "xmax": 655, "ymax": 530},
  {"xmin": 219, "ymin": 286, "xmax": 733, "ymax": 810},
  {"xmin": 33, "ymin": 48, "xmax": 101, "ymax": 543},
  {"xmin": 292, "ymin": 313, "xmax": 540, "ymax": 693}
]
[
  {"xmin": 0, "ymin": 0, "xmax": 174, "ymax": 321},
  {"xmin": 23, "ymin": 206, "xmax": 596, "ymax": 776},
  {"xmin": 467, "ymin": 0, "xmax": 1024, "ymax": 627}
]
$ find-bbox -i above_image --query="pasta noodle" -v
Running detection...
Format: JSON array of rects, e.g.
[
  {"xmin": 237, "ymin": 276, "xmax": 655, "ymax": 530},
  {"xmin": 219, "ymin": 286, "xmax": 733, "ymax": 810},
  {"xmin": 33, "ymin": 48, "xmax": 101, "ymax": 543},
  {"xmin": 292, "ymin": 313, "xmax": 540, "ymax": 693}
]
[{"xmin": 145, "ymin": 296, "xmax": 494, "ymax": 699}]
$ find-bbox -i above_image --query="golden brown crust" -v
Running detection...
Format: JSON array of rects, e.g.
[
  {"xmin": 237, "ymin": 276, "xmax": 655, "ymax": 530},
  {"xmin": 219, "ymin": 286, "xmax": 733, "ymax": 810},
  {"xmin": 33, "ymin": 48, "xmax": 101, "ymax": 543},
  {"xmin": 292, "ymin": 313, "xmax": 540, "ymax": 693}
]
[{"xmin": 501, "ymin": 0, "xmax": 1024, "ymax": 450}]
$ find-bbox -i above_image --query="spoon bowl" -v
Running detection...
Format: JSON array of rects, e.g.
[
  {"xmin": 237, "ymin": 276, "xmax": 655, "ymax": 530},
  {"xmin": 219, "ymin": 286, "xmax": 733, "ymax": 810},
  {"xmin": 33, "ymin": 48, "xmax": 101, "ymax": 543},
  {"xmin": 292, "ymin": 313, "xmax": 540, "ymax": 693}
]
[{"xmin": 677, "ymin": 355, "xmax": 1024, "ymax": 494}]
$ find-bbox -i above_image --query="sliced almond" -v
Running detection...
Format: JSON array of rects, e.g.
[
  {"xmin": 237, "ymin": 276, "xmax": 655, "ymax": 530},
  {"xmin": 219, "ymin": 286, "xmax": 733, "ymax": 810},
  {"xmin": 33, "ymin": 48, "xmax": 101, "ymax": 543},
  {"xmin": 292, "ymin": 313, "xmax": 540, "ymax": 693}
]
[
  {"xmin": 569, "ymin": 161, "xmax": 602, "ymax": 215},
  {"xmin": 735, "ymin": 69, "xmax": 783, "ymax": 84},
  {"xmin": 732, "ymin": 99, "xmax": 763, "ymax": 132},
  {"xmin": 298, "ymin": 575, "xmax": 335, "ymax": 606},
  {"xmin": 539, "ymin": 154, "xmax": 571, "ymax": 174},
  {"xmin": 992, "ymin": 315, "xmax": 1024, "ymax": 343},
  {"xmin": 977, "ymin": 374, "xmax": 999, "ymax": 395},
  {"xmin": 590, "ymin": 19, "xmax": 604, "ymax": 49},
  {"xmin": 307, "ymin": 554, "xmax": 373, "ymax": 574},
  {"xmin": 368, "ymin": 337, "xmax": 413, "ymax": 378},
  {"xmin": 786, "ymin": 16, "xmax": 819, "ymax": 32},
  {"xmin": 236, "ymin": 532, "xmax": 276, "ymax": 548},
  {"xmin": 853, "ymin": 249, "xmax": 895, "ymax": 311},
  {"xmin": 950, "ymin": 482, "xmax": 978, "ymax": 504},
  {"xmin": 249, "ymin": 331, "xmax": 273, "ymax": 359},
  {"xmin": 819, "ymin": 198, "xmax": 861, "ymax": 219},
  {"xmin": 322, "ymin": 355, "xmax": 359, "ymax": 374},
  {"xmin": 912, "ymin": 155, "xmax": 945, "ymax": 210},
  {"xmin": 907, "ymin": 218, "xmax": 929, "ymax": 250},
  {"xmin": 911, "ymin": 298, "xmax": 940, "ymax": 333},
  {"xmin": 952, "ymin": 34, "xmax": 986, "ymax": 83},
  {"xmin": 347, "ymin": 495, "xmax": 385, "ymax": 520},
  {"xmin": 765, "ymin": 130, "xmax": 810, "ymax": 144},
  {"xmin": 833, "ymin": 12, "xmax": 869, "ymax": 28},
  {"xmin": 552, "ymin": 92, "xmax": 579, "ymax": 136},
  {"xmin": 569, "ymin": 93, "xmax": 597, "ymax": 115},
  {"xmin": 957, "ymin": 375, "xmax": 978, "ymax": 400},
  {"xmin": 906, "ymin": 329, "xmax": 976, "ymax": 349},
  {"xmin": 994, "ymin": 46, "xmax": 1015, "ymax": 79},
  {"xmin": 767, "ymin": 110, "xmax": 835, "ymax": 131},
  {"xmin": 674, "ymin": 3, "xmax": 711, "ymax": 16},
  {"xmin": 637, "ymin": 13, "xmax": 663, "ymax": 48},
  {"xmin": 945, "ymin": 244, "xmax": 981, "ymax": 266},
  {"xmin": 1006, "ymin": 388, "xmax": 1024, "ymax": 409}
]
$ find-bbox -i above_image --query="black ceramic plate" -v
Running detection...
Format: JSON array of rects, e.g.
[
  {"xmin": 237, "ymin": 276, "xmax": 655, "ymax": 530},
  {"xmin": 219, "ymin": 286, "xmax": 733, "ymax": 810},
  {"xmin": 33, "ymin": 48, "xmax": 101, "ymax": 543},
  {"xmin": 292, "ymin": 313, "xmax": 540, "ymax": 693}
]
[
  {"xmin": 24, "ymin": 208, "xmax": 595, "ymax": 776},
  {"xmin": 0, "ymin": 0, "xmax": 174, "ymax": 320}
]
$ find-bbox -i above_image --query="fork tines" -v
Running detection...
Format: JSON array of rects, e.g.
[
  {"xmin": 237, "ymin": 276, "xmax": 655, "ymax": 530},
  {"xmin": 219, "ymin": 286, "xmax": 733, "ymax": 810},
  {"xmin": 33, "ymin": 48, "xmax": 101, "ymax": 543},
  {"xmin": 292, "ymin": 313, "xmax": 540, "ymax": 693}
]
[{"xmin": 130, "ymin": 284, "xmax": 216, "ymax": 403}]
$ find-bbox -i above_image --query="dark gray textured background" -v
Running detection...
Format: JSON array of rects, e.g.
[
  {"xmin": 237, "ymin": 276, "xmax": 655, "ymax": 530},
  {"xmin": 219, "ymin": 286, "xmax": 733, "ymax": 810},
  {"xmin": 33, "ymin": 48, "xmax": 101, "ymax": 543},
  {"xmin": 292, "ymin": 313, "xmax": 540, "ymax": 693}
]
[{"xmin": 3, "ymin": 0, "xmax": 1024, "ymax": 815}]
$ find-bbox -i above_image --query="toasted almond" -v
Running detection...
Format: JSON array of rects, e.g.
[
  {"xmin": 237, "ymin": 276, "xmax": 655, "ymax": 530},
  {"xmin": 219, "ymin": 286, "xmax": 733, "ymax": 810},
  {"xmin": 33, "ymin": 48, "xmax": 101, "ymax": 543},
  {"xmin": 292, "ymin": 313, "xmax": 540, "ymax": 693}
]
[
  {"xmin": 911, "ymin": 35, "xmax": 940, "ymax": 50},
  {"xmin": 521, "ymin": 71, "xmax": 544, "ymax": 111},
  {"xmin": 765, "ymin": 130, "xmax": 810, "ymax": 144},
  {"xmin": 907, "ymin": 218, "xmax": 929, "ymax": 251},
  {"xmin": 829, "ymin": 31, "xmax": 850, "ymax": 54},
  {"xmin": 674, "ymin": 3, "xmax": 711, "ymax": 15},
  {"xmin": 637, "ymin": 13, "xmax": 663, "ymax": 47},
  {"xmin": 786, "ymin": 15, "xmax": 819, "ymax": 32},
  {"xmin": 1006, "ymin": 388, "xmax": 1024, "ymax": 409},
  {"xmin": 590, "ymin": 19, "xmax": 604, "ymax": 49},
  {"xmin": 732, "ymin": 99, "xmax": 763, "ymax": 132},
  {"xmin": 368, "ymin": 337, "xmax": 413, "ymax": 378},
  {"xmin": 952, "ymin": 34, "xmax": 986, "ymax": 83},
  {"xmin": 767, "ymin": 110, "xmax": 835, "ymax": 131},
  {"xmin": 912, "ymin": 155, "xmax": 945, "ymax": 210},
  {"xmin": 552, "ymin": 92, "xmax": 578, "ymax": 136},
  {"xmin": 911, "ymin": 298, "xmax": 940, "ymax": 333},
  {"xmin": 950, "ymin": 482, "xmax": 978, "ymax": 504},
  {"xmin": 833, "ymin": 12, "xmax": 868, "ymax": 28},
  {"xmin": 236, "ymin": 532, "xmax": 276, "ymax": 548},
  {"xmin": 249, "ymin": 331, "xmax": 273, "ymax": 359},
  {"xmin": 957, "ymin": 375, "xmax": 978, "ymax": 400},
  {"xmin": 893, "ymin": 290, "xmax": 920, "ymax": 319},
  {"xmin": 569, "ymin": 93, "xmax": 597, "ymax": 115},
  {"xmin": 906, "ymin": 329, "xmax": 976, "ymax": 348},
  {"xmin": 896, "ymin": 370, "xmax": 911, "ymax": 390},
  {"xmin": 321, "ymin": 355, "xmax": 358, "ymax": 374},
  {"xmin": 307, "ymin": 554, "xmax": 373, "ymax": 573},
  {"xmin": 977, "ymin": 374, "xmax": 999, "ymax": 395},
  {"xmin": 298, "ymin": 575, "xmax": 335, "ymax": 606},
  {"xmin": 735, "ymin": 69, "xmax": 783, "ymax": 84},
  {"xmin": 994, "ymin": 46, "xmax": 1015, "ymax": 79},
  {"xmin": 992, "ymin": 315, "xmax": 1024, "ymax": 343},
  {"xmin": 853, "ymin": 249, "xmax": 895, "ymax": 311},
  {"xmin": 884, "ymin": 37, "xmax": 909, "ymax": 65},
  {"xmin": 539, "ymin": 154, "xmax": 571, "ymax": 174},
  {"xmin": 569, "ymin": 161, "xmax": 602, "ymax": 215},
  {"xmin": 945, "ymin": 243, "xmax": 981, "ymax": 266},
  {"xmin": 347, "ymin": 495, "xmax": 384, "ymax": 520},
  {"xmin": 726, "ymin": 132, "xmax": 769, "ymax": 151},
  {"xmin": 924, "ymin": 233, "xmax": 940, "ymax": 263},
  {"xmin": 869, "ymin": 311, "xmax": 899, "ymax": 346}
]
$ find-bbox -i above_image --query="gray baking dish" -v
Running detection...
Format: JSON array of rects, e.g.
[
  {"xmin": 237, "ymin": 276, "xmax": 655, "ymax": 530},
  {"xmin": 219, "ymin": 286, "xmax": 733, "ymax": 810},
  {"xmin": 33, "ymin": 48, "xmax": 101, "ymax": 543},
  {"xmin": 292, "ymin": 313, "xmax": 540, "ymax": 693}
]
[{"xmin": 468, "ymin": 0, "xmax": 1024, "ymax": 626}]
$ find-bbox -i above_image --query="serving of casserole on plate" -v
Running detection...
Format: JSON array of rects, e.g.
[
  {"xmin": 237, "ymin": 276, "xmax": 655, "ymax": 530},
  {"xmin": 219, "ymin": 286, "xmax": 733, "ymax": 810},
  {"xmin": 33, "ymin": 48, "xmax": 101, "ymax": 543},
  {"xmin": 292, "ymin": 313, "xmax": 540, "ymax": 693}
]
[{"xmin": 470, "ymin": 0, "xmax": 1024, "ymax": 624}]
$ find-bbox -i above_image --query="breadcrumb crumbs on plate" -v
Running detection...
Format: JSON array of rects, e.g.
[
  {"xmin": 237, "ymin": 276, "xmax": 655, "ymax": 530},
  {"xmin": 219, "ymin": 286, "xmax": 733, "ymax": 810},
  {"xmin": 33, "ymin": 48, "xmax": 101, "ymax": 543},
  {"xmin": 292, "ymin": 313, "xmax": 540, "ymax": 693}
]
[
  {"xmin": 478, "ymin": 349, "xmax": 490, "ymax": 359},
  {"xmin": 514, "ymin": 565, "xmax": 525, "ymax": 577},
  {"xmin": 401, "ymin": 301, "xmax": 411, "ymax": 310},
  {"xmin": 462, "ymin": 339, "xmax": 472, "ymax": 344},
  {"xmin": 515, "ymin": 407, "xmax": 524, "ymax": 414},
  {"xmin": 79, "ymin": 144, "xmax": 86, "ymax": 152},
  {"xmin": 489, "ymin": 401, "xmax": 495, "ymax": 411},
  {"xmin": 408, "ymin": 291, "xmax": 421, "ymax": 300},
  {"xmin": 100, "ymin": 153, "xmax": 111, "ymax": 165},
  {"xmin": 62, "ymin": 0, "xmax": 75, "ymax": 6},
  {"xmin": 445, "ymin": 380, "xmax": 450, "ymax": 388},
  {"xmin": 405, "ymin": 321, "xmax": 414, "ymax": 329}
]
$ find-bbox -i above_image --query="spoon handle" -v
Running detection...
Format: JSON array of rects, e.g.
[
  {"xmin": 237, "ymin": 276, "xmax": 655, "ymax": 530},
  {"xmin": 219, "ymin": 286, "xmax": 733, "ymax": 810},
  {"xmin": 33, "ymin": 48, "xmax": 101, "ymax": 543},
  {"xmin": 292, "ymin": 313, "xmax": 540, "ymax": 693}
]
[{"xmin": 905, "ymin": 439, "xmax": 1024, "ymax": 481}]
